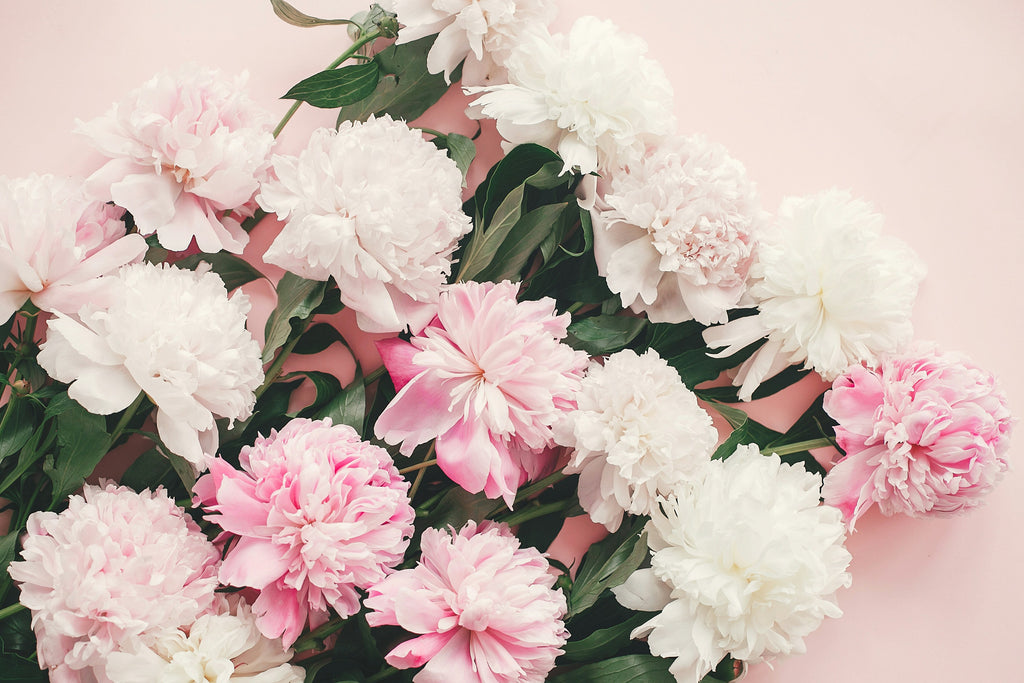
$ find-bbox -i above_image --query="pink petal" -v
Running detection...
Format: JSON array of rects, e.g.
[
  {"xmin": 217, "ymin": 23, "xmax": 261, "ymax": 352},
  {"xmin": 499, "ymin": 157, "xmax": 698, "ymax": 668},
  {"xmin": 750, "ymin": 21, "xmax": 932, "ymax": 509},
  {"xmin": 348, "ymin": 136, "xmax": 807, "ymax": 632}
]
[
  {"xmin": 219, "ymin": 536, "xmax": 289, "ymax": 590},
  {"xmin": 376, "ymin": 337, "xmax": 422, "ymax": 392},
  {"xmin": 385, "ymin": 630, "xmax": 457, "ymax": 669}
]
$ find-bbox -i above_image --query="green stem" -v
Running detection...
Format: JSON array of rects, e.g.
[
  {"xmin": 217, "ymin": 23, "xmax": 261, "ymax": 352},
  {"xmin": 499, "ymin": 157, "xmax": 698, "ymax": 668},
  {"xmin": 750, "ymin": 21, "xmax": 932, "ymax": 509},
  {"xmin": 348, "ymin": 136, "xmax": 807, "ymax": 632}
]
[
  {"xmin": 364, "ymin": 364, "xmax": 386, "ymax": 385},
  {"xmin": 566, "ymin": 301, "xmax": 584, "ymax": 314},
  {"xmin": 499, "ymin": 499, "xmax": 575, "ymax": 527},
  {"xmin": 416, "ymin": 126, "xmax": 444, "ymax": 138},
  {"xmin": 367, "ymin": 667, "xmax": 401, "ymax": 683},
  {"xmin": 0, "ymin": 602, "xmax": 26, "ymax": 622},
  {"xmin": 108, "ymin": 392, "xmax": 146, "ymax": 448},
  {"xmin": 399, "ymin": 458, "xmax": 436, "ymax": 476},
  {"xmin": 292, "ymin": 616, "xmax": 347, "ymax": 652},
  {"xmin": 272, "ymin": 29, "xmax": 383, "ymax": 138},
  {"xmin": 514, "ymin": 470, "xmax": 567, "ymax": 506},
  {"xmin": 769, "ymin": 438, "xmax": 836, "ymax": 457},
  {"xmin": 255, "ymin": 315, "xmax": 314, "ymax": 400},
  {"xmin": 240, "ymin": 208, "xmax": 268, "ymax": 233}
]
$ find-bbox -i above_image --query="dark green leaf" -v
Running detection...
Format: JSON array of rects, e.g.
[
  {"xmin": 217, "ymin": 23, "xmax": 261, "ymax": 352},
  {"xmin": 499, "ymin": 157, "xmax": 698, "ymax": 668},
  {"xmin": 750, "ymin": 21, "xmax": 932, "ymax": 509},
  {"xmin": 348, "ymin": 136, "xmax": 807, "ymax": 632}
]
[
  {"xmin": 567, "ymin": 316, "xmax": 647, "ymax": 355},
  {"xmin": 549, "ymin": 655, "xmax": 675, "ymax": 683},
  {"xmin": 314, "ymin": 366, "xmax": 366, "ymax": 435},
  {"xmin": 337, "ymin": 35, "xmax": 458, "ymax": 123},
  {"xmin": 288, "ymin": 370, "xmax": 342, "ymax": 418},
  {"xmin": 562, "ymin": 613, "xmax": 650, "ymax": 662},
  {"xmin": 0, "ymin": 529, "xmax": 19, "ymax": 603},
  {"xmin": 474, "ymin": 202, "xmax": 572, "ymax": 283},
  {"xmin": 0, "ymin": 656, "xmax": 48, "ymax": 682},
  {"xmin": 445, "ymin": 132, "xmax": 476, "ymax": 187},
  {"xmin": 270, "ymin": 0, "xmax": 355, "ymax": 27},
  {"xmin": 425, "ymin": 487, "xmax": 504, "ymax": 531},
  {"xmin": 313, "ymin": 285, "xmax": 345, "ymax": 315},
  {"xmin": 708, "ymin": 402, "xmax": 783, "ymax": 460},
  {"xmin": 284, "ymin": 62, "xmax": 381, "ymax": 108},
  {"xmin": 458, "ymin": 184, "xmax": 526, "ymax": 282},
  {"xmin": 569, "ymin": 517, "xmax": 647, "ymax": 617},
  {"xmin": 44, "ymin": 401, "xmax": 111, "ymax": 505},
  {"xmin": 0, "ymin": 399, "xmax": 36, "ymax": 463},
  {"xmin": 263, "ymin": 274, "xmax": 327, "ymax": 363},
  {"xmin": 694, "ymin": 364, "xmax": 811, "ymax": 403},
  {"xmin": 292, "ymin": 322, "xmax": 347, "ymax": 355},
  {"xmin": 120, "ymin": 447, "xmax": 180, "ymax": 495},
  {"xmin": 478, "ymin": 147, "xmax": 563, "ymax": 226},
  {"xmin": 173, "ymin": 252, "xmax": 266, "ymax": 291},
  {"xmin": 164, "ymin": 448, "xmax": 197, "ymax": 492}
]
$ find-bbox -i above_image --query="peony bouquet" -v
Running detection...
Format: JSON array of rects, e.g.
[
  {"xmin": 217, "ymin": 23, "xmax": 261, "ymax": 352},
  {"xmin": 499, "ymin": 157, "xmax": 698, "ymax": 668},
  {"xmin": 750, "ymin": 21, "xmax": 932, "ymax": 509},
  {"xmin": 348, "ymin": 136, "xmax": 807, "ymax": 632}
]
[{"xmin": 0, "ymin": 2, "xmax": 1015, "ymax": 682}]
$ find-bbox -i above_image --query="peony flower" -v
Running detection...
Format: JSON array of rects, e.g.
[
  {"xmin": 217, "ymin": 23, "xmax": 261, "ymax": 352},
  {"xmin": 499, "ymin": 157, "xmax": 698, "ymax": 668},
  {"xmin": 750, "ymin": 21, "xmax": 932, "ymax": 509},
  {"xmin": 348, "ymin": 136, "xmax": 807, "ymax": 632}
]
[
  {"xmin": 8, "ymin": 483, "xmax": 221, "ymax": 683},
  {"xmin": 105, "ymin": 597, "xmax": 305, "ymax": 683},
  {"xmin": 0, "ymin": 174, "xmax": 146, "ymax": 323},
  {"xmin": 37, "ymin": 262, "xmax": 263, "ymax": 468},
  {"xmin": 553, "ymin": 349, "xmax": 718, "ymax": 531},
  {"xmin": 703, "ymin": 189, "xmax": 925, "ymax": 401},
  {"xmin": 821, "ymin": 346, "xmax": 1014, "ymax": 529},
  {"xmin": 613, "ymin": 446, "xmax": 852, "ymax": 682},
  {"xmin": 193, "ymin": 418, "xmax": 416, "ymax": 647},
  {"xmin": 467, "ymin": 16, "xmax": 675, "ymax": 175},
  {"xmin": 374, "ymin": 280, "xmax": 588, "ymax": 506},
  {"xmin": 390, "ymin": 0, "xmax": 556, "ymax": 85},
  {"xmin": 258, "ymin": 117, "xmax": 472, "ymax": 333},
  {"xmin": 591, "ymin": 136, "xmax": 761, "ymax": 325},
  {"xmin": 78, "ymin": 65, "xmax": 274, "ymax": 254},
  {"xmin": 365, "ymin": 521, "xmax": 568, "ymax": 683}
]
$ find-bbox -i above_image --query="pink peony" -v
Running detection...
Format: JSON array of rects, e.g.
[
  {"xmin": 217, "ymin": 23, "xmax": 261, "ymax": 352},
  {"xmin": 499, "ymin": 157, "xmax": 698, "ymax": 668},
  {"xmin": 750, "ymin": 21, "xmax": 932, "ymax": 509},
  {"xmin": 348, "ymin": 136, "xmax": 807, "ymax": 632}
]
[
  {"xmin": 7, "ymin": 483, "xmax": 221, "ymax": 683},
  {"xmin": 373, "ymin": 280, "xmax": 588, "ymax": 506},
  {"xmin": 0, "ymin": 174, "xmax": 146, "ymax": 323},
  {"xmin": 78, "ymin": 65, "xmax": 274, "ymax": 254},
  {"xmin": 365, "ymin": 521, "xmax": 568, "ymax": 683},
  {"xmin": 193, "ymin": 418, "xmax": 416, "ymax": 647},
  {"xmin": 822, "ymin": 346, "xmax": 1014, "ymax": 529}
]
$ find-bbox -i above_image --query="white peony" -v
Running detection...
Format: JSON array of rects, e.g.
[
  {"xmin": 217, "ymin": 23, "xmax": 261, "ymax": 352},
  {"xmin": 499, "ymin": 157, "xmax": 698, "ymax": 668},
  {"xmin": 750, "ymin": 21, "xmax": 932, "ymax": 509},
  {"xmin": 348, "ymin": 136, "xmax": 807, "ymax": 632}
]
[
  {"xmin": 37, "ymin": 262, "xmax": 264, "ymax": 468},
  {"xmin": 258, "ymin": 116, "xmax": 472, "ymax": 333},
  {"xmin": 553, "ymin": 349, "xmax": 717, "ymax": 531},
  {"xmin": 105, "ymin": 598, "xmax": 305, "ymax": 683},
  {"xmin": 592, "ymin": 136, "xmax": 762, "ymax": 325},
  {"xmin": 391, "ymin": 0, "xmax": 556, "ymax": 85},
  {"xmin": 467, "ymin": 16, "xmax": 675, "ymax": 175},
  {"xmin": 613, "ymin": 446, "xmax": 852, "ymax": 682},
  {"xmin": 703, "ymin": 189, "xmax": 925, "ymax": 400}
]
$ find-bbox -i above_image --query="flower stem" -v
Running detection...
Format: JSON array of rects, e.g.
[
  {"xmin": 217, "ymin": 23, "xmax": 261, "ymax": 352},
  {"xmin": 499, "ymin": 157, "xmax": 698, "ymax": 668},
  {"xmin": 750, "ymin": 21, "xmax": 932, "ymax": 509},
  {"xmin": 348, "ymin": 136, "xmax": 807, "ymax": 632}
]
[
  {"xmin": 292, "ymin": 615, "xmax": 347, "ymax": 652},
  {"xmin": 364, "ymin": 364, "xmax": 386, "ymax": 385},
  {"xmin": 0, "ymin": 602, "xmax": 26, "ymax": 622},
  {"xmin": 367, "ymin": 667, "xmax": 400, "ymax": 683},
  {"xmin": 514, "ymin": 470, "xmax": 567, "ymax": 505},
  {"xmin": 769, "ymin": 438, "xmax": 836, "ymax": 457},
  {"xmin": 256, "ymin": 316, "xmax": 312, "ymax": 400},
  {"xmin": 108, "ymin": 392, "xmax": 146, "ymax": 448},
  {"xmin": 399, "ymin": 458, "xmax": 436, "ymax": 476},
  {"xmin": 272, "ymin": 29, "xmax": 383, "ymax": 138}
]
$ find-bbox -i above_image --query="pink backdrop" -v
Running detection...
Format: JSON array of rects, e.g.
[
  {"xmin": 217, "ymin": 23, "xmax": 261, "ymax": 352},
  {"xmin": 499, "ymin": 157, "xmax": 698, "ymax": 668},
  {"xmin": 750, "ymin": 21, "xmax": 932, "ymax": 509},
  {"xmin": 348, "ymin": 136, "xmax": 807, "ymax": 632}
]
[{"xmin": 2, "ymin": 1, "xmax": 1021, "ymax": 681}]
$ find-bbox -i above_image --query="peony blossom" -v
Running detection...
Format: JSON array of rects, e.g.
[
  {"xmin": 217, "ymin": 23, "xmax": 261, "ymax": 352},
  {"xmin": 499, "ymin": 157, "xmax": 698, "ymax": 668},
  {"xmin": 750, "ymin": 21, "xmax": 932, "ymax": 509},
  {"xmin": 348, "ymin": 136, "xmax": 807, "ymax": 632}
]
[
  {"xmin": 78, "ymin": 65, "xmax": 274, "ymax": 254},
  {"xmin": 703, "ymin": 189, "xmax": 925, "ymax": 401},
  {"xmin": 553, "ymin": 349, "xmax": 718, "ymax": 531},
  {"xmin": 821, "ymin": 346, "xmax": 1014, "ymax": 529},
  {"xmin": 37, "ymin": 262, "xmax": 263, "ymax": 468},
  {"xmin": 389, "ymin": 0, "xmax": 555, "ymax": 85},
  {"xmin": 105, "ymin": 597, "xmax": 305, "ymax": 683},
  {"xmin": 193, "ymin": 418, "xmax": 416, "ymax": 647},
  {"xmin": 8, "ymin": 483, "xmax": 221, "ymax": 683},
  {"xmin": 591, "ymin": 136, "xmax": 761, "ymax": 325},
  {"xmin": 613, "ymin": 446, "xmax": 852, "ymax": 682},
  {"xmin": 374, "ymin": 280, "xmax": 588, "ymax": 506},
  {"xmin": 258, "ymin": 117, "xmax": 472, "ymax": 333},
  {"xmin": 0, "ymin": 174, "xmax": 146, "ymax": 323},
  {"xmin": 365, "ymin": 521, "xmax": 568, "ymax": 683},
  {"xmin": 467, "ymin": 16, "xmax": 675, "ymax": 175}
]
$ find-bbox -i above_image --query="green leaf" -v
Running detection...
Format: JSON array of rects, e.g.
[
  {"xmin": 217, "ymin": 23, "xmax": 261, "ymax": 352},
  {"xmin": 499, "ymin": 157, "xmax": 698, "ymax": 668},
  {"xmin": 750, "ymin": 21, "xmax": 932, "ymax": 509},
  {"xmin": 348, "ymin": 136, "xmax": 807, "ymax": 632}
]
[
  {"xmin": 283, "ymin": 62, "xmax": 381, "ymax": 108},
  {"xmin": 694, "ymin": 364, "xmax": 811, "ymax": 403},
  {"xmin": 458, "ymin": 185, "xmax": 526, "ymax": 282},
  {"xmin": 561, "ymin": 613, "xmax": 650, "ymax": 662},
  {"xmin": 568, "ymin": 517, "xmax": 648, "ymax": 617},
  {"xmin": 474, "ymin": 202, "xmax": 572, "ymax": 283},
  {"xmin": 291, "ymin": 322, "xmax": 347, "ymax": 355},
  {"xmin": 708, "ymin": 402, "xmax": 783, "ymax": 460},
  {"xmin": 549, "ymin": 655, "xmax": 675, "ymax": 683},
  {"xmin": 288, "ymin": 371, "xmax": 342, "ymax": 418},
  {"xmin": 0, "ymin": 399, "xmax": 36, "ymax": 463},
  {"xmin": 478, "ymin": 147, "xmax": 563, "ymax": 226},
  {"xmin": 763, "ymin": 393, "xmax": 835, "ymax": 478},
  {"xmin": 173, "ymin": 252, "xmax": 266, "ymax": 291},
  {"xmin": 0, "ymin": 529, "xmax": 19, "ymax": 603},
  {"xmin": 269, "ymin": 0, "xmax": 355, "ymax": 27},
  {"xmin": 567, "ymin": 316, "xmax": 647, "ymax": 355},
  {"xmin": 263, "ymin": 273, "xmax": 327, "ymax": 363},
  {"xmin": 120, "ymin": 447, "xmax": 180, "ymax": 495},
  {"xmin": 44, "ymin": 401, "xmax": 110, "ymax": 506},
  {"xmin": 424, "ymin": 487, "xmax": 504, "ymax": 531},
  {"xmin": 337, "ymin": 35, "xmax": 459, "ymax": 123},
  {"xmin": 441, "ymin": 132, "xmax": 476, "ymax": 187},
  {"xmin": 0, "ymin": 656, "xmax": 48, "ymax": 682},
  {"xmin": 314, "ymin": 366, "xmax": 366, "ymax": 435}
]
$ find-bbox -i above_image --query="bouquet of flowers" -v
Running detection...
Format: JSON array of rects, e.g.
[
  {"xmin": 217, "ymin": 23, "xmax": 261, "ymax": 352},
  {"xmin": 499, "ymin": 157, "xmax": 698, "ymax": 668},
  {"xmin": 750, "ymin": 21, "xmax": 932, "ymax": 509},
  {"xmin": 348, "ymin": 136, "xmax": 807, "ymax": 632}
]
[{"xmin": 0, "ymin": 2, "xmax": 1015, "ymax": 682}]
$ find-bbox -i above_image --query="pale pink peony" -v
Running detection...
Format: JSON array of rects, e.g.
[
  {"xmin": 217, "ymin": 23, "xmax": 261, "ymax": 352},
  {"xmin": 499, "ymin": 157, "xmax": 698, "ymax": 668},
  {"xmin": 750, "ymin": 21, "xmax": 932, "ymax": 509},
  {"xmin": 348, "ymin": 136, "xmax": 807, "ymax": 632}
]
[
  {"xmin": 365, "ymin": 521, "xmax": 568, "ymax": 683},
  {"xmin": 258, "ymin": 117, "xmax": 471, "ymax": 334},
  {"xmin": 821, "ymin": 346, "xmax": 1014, "ymax": 529},
  {"xmin": 373, "ymin": 280, "xmax": 588, "ymax": 506},
  {"xmin": 0, "ymin": 174, "xmax": 146, "ymax": 323},
  {"xmin": 591, "ymin": 136, "xmax": 761, "ymax": 325},
  {"xmin": 193, "ymin": 418, "xmax": 416, "ymax": 647},
  {"xmin": 78, "ymin": 65, "xmax": 274, "ymax": 254},
  {"xmin": 7, "ymin": 483, "xmax": 221, "ymax": 683}
]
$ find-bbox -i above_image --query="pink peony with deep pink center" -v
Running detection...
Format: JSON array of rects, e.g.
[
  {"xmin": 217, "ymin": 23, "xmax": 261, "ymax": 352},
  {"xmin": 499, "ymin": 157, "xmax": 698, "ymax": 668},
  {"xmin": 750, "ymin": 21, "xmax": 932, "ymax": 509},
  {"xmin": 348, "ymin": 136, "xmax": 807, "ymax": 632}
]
[
  {"xmin": 193, "ymin": 418, "xmax": 415, "ymax": 647},
  {"xmin": 822, "ymin": 346, "xmax": 1014, "ymax": 529},
  {"xmin": 365, "ymin": 521, "xmax": 568, "ymax": 683},
  {"xmin": 373, "ymin": 280, "xmax": 588, "ymax": 506}
]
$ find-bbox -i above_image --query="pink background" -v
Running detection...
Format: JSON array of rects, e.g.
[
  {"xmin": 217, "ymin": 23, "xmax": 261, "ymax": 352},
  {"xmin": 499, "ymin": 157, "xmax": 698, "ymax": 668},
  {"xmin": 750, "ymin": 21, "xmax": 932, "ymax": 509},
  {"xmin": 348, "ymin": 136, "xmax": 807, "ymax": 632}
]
[{"xmin": 2, "ymin": 1, "xmax": 1022, "ymax": 681}]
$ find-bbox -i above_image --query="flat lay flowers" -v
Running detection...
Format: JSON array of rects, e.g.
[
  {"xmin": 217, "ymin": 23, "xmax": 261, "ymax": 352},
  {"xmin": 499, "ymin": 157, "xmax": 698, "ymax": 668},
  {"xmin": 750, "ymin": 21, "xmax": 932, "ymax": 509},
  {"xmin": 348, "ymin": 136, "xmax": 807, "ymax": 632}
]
[{"xmin": 0, "ymin": 2, "xmax": 1019, "ymax": 682}]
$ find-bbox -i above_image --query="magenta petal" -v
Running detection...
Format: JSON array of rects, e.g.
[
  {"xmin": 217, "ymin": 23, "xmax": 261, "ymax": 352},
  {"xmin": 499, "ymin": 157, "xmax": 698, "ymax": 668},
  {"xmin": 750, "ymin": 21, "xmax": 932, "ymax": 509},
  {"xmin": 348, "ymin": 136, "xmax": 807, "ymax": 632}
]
[
  {"xmin": 219, "ymin": 536, "xmax": 289, "ymax": 589},
  {"xmin": 386, "ymin": 630, "xmax": 457, "ymax": 669},
  {"xmin": 376, "ymin": 337, "xmax": 422, "ymax": 392}
]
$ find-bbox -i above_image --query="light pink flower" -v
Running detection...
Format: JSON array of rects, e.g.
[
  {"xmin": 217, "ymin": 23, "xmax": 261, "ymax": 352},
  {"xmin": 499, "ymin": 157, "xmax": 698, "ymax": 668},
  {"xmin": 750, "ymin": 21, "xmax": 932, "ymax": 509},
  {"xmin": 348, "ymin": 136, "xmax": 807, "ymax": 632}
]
[
  {"xmin": 373, "ymin": 280, "xmax": 588, "ymax": 506},
  {"xmin": 78, "ymin": 65, "xmax": 274, "ymax": 254},
  {"xmin": 365, "ymin": 521, "xmax": 568, "ymax": 683},
  {"xmin": 7, "ymin": 483, "xmax": 221, "ymax": 683},
  {"xmin": 193, "ymin": 418, "xmax": 415, "ymax": 647},
  {"xmin": 822, "ymin": 346, "xmax": 1014, "ymax": 529},
  {"xmin": 0, "ymin": 174, "xmax": 146, "ymax": 323}
]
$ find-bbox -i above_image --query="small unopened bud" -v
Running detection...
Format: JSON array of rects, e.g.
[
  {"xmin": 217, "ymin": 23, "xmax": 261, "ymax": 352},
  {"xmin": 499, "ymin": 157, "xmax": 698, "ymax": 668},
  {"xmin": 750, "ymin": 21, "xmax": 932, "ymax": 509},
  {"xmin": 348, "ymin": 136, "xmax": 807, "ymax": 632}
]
[
  {"xmin": 11, "ymin": 379, "xmax": 30, "ymax": 396},
  {"xmin": 366, "ymin": 4, "xmax": 400, "ymax": 38}
]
